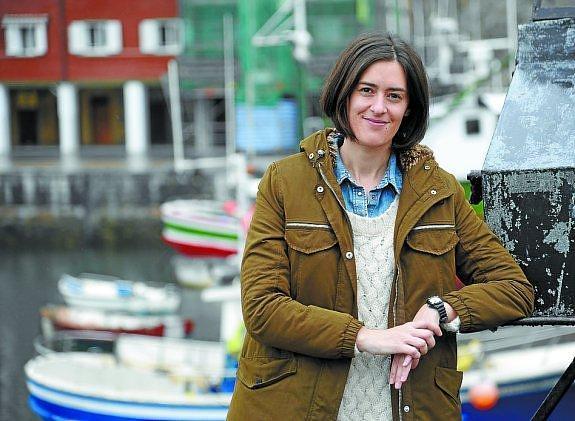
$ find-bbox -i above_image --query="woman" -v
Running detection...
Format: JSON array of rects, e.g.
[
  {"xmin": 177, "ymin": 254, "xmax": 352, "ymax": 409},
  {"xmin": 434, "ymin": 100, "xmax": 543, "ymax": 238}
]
[{"xmin": 228, "ymin": 32, "xmax": 534, "ymax": 420}]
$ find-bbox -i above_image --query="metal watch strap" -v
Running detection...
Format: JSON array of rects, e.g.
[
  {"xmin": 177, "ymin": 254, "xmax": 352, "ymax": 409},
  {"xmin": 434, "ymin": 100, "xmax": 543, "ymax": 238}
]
[{"xmin": 426, "ymin": 296, "xmax": 448, "ymax": 323}]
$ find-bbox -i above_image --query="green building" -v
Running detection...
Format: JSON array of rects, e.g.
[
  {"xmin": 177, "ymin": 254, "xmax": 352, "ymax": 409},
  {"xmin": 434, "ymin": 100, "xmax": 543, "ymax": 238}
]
[{"xmin": 177, "ymin": 0, "xmax": 392, "ymax": 155}]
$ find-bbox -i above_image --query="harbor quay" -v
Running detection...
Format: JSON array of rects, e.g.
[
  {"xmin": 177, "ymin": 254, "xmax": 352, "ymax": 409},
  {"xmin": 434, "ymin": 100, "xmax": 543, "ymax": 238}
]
[{"xmin": 0, "ymin": 159, "xmax": 216, "ymax": 250}]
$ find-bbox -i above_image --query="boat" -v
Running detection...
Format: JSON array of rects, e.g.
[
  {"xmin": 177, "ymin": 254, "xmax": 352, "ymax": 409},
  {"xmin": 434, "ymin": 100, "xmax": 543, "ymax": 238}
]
[
  {"xmin": 34, "ymin": 330, "xmax": 118, "ymax": 355},
  {"xmin": 40, "ymin": 305, "xmax": 194, "ymax": 338},
  {"xmin": 459, "ymin": 326, "xmax": 575, "ymax": 419},
  {"xmin": 171, "ymin": 254, "xmax": 239, "ymax": 288},
  {"xmin": 26, "ymin": 336, "xmax": 234, "ymax": 421},
  {"xmin": 424, "ymin": 91, "xmax": 505, "ymax": 181},
  {"xmin": 58, "ymin": 273, "xmax": 181, "ymax": 314},
  {"xmin": 161, "ymin": 199, "xmax": 242, "ymax": 258}
]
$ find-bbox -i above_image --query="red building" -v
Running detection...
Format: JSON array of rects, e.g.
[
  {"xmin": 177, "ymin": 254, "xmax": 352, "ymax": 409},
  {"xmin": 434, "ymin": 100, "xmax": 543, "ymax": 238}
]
[{"xmin": 0, "ymin": 0, "xmax": 181, "ymax": 158}]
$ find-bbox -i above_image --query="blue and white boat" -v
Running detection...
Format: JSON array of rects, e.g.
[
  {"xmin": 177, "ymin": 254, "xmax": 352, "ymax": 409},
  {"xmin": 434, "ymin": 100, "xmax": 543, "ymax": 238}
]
[
  {"xmin": 58, "ymin": 273, "xmax": 181, "ymax": 315},
  {"xmin": 26, "ymin": 335, "xmax": 235, "ymax": 421}
]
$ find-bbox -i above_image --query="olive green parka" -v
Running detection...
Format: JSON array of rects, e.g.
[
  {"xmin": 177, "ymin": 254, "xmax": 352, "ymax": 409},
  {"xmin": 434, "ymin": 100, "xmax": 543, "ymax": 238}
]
[{"xmin": 228, "ymin": 129, "xmax": 534, "ymax": 421}]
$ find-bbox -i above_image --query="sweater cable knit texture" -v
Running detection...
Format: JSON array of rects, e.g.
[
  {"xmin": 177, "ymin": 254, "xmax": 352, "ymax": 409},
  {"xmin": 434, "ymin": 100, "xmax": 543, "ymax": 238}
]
[{"xmin": 337, "ymin": 197, "xmax": 398, "ymax": 420}]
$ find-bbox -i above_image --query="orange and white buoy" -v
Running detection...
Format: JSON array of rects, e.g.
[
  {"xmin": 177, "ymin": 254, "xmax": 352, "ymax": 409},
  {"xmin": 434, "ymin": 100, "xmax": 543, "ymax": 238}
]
[{"xmin": 469, "ymin": 380, "xmax": 499, "ymax": 411}]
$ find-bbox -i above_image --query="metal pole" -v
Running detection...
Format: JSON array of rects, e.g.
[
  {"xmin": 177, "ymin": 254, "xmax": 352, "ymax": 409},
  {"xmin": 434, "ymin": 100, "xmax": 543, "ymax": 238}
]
[
  {"xmin": 168, "ymin": 60, "xmax": 185, "ymax": 170},
  {"xmin": 531, "ymin": 356, "xmax": 575, "ymax": 420},
  {"xmin": 293, "ymin": 0, "xmax": 309, "ymax": 138},
  {"xmin": 412, "ymin": 0, "xmax": 426, "ymax": 57},
  {"xmin": 224, "ymin": 14, "xmax": 236, "ymax": 159},
  {"xmin": 394, "ymin": 0, "xmax": 400, "ymax": 35}
]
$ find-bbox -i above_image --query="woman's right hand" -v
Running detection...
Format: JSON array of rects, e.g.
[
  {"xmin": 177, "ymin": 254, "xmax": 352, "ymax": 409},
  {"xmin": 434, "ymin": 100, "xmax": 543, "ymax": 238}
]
[{"xmin": 355, "ymin": 321, "xmax": 440, "ymax": 359}]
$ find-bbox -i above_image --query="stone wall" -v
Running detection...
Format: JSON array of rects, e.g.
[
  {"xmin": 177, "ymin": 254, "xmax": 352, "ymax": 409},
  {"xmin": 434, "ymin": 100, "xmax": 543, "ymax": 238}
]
[{"xmin": 0, "ymin": 165, "xmax": 216, "ymax": 249}]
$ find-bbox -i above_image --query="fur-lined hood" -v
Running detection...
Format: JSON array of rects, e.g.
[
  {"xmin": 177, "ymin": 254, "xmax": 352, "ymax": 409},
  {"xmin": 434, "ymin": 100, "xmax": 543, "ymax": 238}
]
[{"xmin": 299, "ymin": 128, "xmax": 434, "ymax": 173}]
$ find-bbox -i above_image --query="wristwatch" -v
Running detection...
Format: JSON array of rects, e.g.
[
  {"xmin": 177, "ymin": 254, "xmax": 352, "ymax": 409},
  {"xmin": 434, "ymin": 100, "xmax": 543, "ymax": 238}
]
[{"xmin": 426, "ymin": 296, "xmax": 448, "ymax": 323}]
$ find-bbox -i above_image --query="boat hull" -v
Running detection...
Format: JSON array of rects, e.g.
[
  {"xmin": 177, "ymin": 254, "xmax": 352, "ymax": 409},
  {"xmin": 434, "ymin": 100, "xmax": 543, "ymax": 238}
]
[
  {"xmin": 58, "ymin": 274, "xmax": 181, "ymax": 315},
  {"xmin": 28, "ymin": 376, "xmax": 575, "ymax": 421},
  {"xmin": 162, "ymin": 236, "xmax": 237, "ymax": 258},
  {"xmin": 160, "ymin": 200, "xmax": 241, "ymax": 258},
  {"xmin": 462, "ymin": 380, "xmax": 575, "ymax": 420},
  {"xmin": 28, "ymin": 384, "xmax": 229, "ymax": 421},
  {"xmin": 41, "ymin": 306, "xmax": 194, "ymax": 338},
  {"xmin": 26, "ymin": 353, "xmax": 232, "ymax": 421}
]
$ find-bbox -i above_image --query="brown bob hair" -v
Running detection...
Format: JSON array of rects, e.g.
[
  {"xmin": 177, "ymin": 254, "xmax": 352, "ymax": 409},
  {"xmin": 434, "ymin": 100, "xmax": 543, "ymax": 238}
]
[{"xmin": 320, "ymin": 32, "xmax": 429, "ymax": 150}]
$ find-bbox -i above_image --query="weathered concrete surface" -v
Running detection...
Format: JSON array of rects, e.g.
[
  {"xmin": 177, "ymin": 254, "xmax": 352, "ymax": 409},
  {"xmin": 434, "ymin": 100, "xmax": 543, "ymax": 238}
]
[
  {"xmin": 0, "ymin": 163, "xmax": 214, "ymax": 249},
  {"xmin": 483, "ymin": 18, "xmax": 575, "ymax": 318}
]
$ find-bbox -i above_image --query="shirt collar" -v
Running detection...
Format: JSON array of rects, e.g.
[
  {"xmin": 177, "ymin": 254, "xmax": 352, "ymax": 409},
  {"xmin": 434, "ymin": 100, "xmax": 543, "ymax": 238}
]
[{"xmin": 334, "ymin": 150, "xmax": 403, "ymax": 193}]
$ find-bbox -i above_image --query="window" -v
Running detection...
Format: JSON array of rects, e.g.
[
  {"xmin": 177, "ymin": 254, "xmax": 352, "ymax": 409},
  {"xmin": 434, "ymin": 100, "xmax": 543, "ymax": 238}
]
[
  {"xmin": 139, "ymin": 19, "xmax": 183, "ymax": 55},
  {"xmin": 87, "ymin": 22, "xmax": 107, "ymax": 48},
  {"xmin": 2, "ymin": 15, "xmax": 48, "ymax": 57},
  {"xmin": 68, "ymin": 20, "xmax": 122, "ymax": 56},
  {"xmin": 465, "ymin": 118, "xmax": 481, "ymax": 135}
]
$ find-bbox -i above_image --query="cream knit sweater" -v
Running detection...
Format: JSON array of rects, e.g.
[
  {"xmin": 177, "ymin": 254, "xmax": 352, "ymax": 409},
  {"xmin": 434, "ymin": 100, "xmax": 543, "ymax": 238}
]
[{"xmin": 337, "ymin": 197, "xmax": 398, "ymax": 421}]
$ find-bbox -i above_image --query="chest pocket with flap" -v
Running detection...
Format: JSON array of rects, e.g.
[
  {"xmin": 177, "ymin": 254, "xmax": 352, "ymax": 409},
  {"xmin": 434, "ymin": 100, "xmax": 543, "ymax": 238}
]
[
  {"xmin": 284, "ymin": 222, "xmax": 339, "ymax": 305},
  {"xmin": 407, "ymin": 224, "xmax": 458, "ymax": 255}
]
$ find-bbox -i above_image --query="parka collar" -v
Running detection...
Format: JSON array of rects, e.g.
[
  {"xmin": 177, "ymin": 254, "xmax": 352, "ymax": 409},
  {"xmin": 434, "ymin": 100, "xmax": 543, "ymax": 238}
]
[{"xmin": 299, "ymin": 128, "xmax": 435, "ymax": 176}]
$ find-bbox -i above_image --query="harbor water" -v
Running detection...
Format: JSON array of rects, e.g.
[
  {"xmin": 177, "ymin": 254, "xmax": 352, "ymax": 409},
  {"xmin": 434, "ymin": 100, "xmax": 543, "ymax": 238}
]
[{"xmin": 0, "ymin": 246, "xmax": 221, "ymax": 421}]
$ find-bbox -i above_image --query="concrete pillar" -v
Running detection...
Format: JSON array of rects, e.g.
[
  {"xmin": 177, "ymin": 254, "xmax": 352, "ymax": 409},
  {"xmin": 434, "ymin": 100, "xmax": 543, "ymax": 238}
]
[
  {"xmin": 0, "ymin": 84, "xmax": 11, "ymax": 160},
  {"xmin": 123, "ymin": 80, "xmax": 149, "ymax": 158},
  {"xmin": 193, "ymin": 97, "xmax": 212, "ymax": 154},
  {"xmin": 57, "ymin": 82, "xmax": 80, "ymax": 158}
]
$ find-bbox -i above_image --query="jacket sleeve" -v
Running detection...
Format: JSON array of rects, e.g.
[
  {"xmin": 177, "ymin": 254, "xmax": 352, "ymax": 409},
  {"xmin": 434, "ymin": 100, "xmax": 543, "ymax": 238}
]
[
  {"xmin": 442, "ymin": 177, "xmax": 534, "ymax": 333},
  {"xmin": 240, "ymin": 162, "xmax": 362, "ymax": 359}
]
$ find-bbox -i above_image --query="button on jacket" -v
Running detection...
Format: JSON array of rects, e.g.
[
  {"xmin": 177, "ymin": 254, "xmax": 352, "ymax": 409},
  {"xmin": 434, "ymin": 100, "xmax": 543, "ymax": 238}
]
[{"xmin": 228, "ymin": 129, "xmax": 534, "ymax": 421}]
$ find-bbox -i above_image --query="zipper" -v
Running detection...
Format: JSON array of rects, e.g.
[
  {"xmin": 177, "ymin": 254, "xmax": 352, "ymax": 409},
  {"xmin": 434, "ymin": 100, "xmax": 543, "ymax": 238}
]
[
  {"xmin": 285, "ymin": 222, "xmax": 331, "ymax": 230},
  {"xmin": 412, "ymin": 224, "xmax": 455, "ymax": 231},
  {"xmin": 317, "ymin": 162, "xmax": 348, "ymax": 213},
  {"xmin": 394, "ymin": 265, "xmax": 403, "ymax": 421}
]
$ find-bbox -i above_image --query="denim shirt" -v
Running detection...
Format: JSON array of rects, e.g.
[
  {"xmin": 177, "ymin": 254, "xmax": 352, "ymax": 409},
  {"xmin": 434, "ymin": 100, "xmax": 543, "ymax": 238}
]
[{"xmin": 334, "ymin": 151, "xmax": 403, "ymax": 218}]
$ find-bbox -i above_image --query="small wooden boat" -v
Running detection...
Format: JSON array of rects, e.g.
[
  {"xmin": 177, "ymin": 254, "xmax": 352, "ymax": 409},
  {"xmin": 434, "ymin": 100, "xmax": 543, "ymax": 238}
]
[
  {"xmin": 40, "ymin": 305, "xmax": 194, "ymax": 338},
  {"xmin": 58, "ymin": 273, "xmax": 181, "ymax": 314},
  {"xmin": 161, "ymin": 199, "xmax": 242, "ymax": 258},
  {"xmin": 26, "ymin": 336, "xmax": 234, "ymax": 420}
]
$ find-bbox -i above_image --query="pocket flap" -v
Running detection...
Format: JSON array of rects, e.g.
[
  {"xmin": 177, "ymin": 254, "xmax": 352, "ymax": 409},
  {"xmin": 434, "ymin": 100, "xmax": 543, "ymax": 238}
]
[
  {"xmin": 237, "ymin": 357, "xmax": 297, "ymax": 389},
  {"xmin": 407, "ymin": 229, "xmax": 458, "ymax": 255},
  {"xmin": 285, "ymin": 228, "xmax": 337, "ymax": 254},
  {"xmin": 435, "ymin": 366, "xmax": 463, "ymax": 401}
]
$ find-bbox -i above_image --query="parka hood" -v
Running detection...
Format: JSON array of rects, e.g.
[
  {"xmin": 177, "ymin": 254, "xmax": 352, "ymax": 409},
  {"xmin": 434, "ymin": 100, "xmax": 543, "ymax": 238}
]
[{"xmin": 299, "ymin": 129, "xmax": 435, "ymax": 173}]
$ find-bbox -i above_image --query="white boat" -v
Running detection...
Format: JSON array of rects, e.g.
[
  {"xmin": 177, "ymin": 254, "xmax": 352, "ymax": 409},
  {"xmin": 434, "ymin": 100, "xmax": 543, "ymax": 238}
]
[
  {"xmin": 424, "ymin": 91, "xmax": 505, "ymax": 181},
  {"xmin": 26, "ymin": 336, "xmax": 234, "ymax": 420},
  {"xmin": 40, "ymin": 305, "xmax": 194, "ymax": 338},
  {"xmin": 58, "ymin": 273, "xmax": 181, "ymax": 314},
  {"xmin": 171, "ymin": 255, "xmax": 239, "ymax": 289},
  {"xmin": 115, "ymin": 335, "xmax": 228, "ymax": 376},
  {"xmin": 161, "ymin": 199, "xmax": 242, "ymax": 258},
  {"xmin": 26, "ymin": 353, "xmax": 232, "ymax": 421}
]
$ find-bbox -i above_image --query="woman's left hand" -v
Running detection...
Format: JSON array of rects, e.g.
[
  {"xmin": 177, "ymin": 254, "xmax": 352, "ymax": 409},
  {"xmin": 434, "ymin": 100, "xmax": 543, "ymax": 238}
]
[
  {"xmin": 389, "ymin": 301, "xmax": 457, "ymax": 389},
  {"xmin": 389, "ymin": 353, "xmax": 419, "ymax": 389}
]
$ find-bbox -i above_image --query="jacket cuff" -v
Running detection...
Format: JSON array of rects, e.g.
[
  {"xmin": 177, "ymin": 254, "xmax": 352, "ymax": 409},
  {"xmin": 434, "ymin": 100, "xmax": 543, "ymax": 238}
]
[
  {"xmin": 443, "ymin": 294, "xmax": 472, "ymax": 332},
  {"xmin": 340, "ymin": 317, "xmax": 363, "ymax": 358}
]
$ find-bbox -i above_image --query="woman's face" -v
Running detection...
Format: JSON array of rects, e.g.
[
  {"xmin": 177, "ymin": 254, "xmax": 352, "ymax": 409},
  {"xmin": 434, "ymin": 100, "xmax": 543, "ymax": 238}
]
[{"xmin": 347, "ymin": 60, "xmax": 409, "ymax": 149}]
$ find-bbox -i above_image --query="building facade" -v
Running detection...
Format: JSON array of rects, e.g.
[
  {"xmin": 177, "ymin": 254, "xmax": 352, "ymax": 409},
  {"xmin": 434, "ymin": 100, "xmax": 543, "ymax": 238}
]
[
  {"xmin": 0, "ymin": 0, "xmax": 530, "ymax": 163},
  {"xmin": 0, "ymin": 0, "xmax": 181, "ymax": 161}
]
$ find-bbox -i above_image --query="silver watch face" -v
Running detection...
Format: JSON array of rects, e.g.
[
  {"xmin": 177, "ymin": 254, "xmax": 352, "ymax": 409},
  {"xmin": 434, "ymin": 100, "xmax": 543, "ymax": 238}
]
[{"xmin": 429, "ymin": 297, "xmax": 442, "ymax": 305}]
